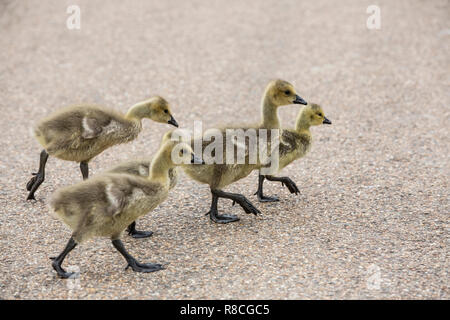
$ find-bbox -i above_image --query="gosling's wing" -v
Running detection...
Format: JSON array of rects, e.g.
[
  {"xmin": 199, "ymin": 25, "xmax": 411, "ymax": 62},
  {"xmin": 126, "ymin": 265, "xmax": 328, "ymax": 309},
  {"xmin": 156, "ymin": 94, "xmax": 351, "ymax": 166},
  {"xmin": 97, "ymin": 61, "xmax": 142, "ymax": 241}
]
[
  {"xmin": 256, "ymin": 129, "xmax": 291, "ymax": 170},
  {"xmin": 270, "ymin": 129, "xmax": 310, "ymax": 172},
  {"xmin": 79, "ymin": 107, "xmax": 126, "ymax": 140},
  {"xmin": 81, "ymin": 117, "xmax": 104, "ymax": 139},
  {"xmin": 104, "ymin": 160, "xmax": 177, "ymax": 189},
  {"xmin": 37, "ymin": 105, "xmax": 123, "ymax": 143},
  {"xmin": 105, "ymin": 160, "xmax": 151, "ymax": 177},
  {"xmin": 102, "ymin": 177, "xmax": 133, "ymax": 217},
  {"xmin": 279, "ymin": 129, "xmax": 300, "ymax": 155},
  {"xmin": 104, "ymin": 174, "xmax": 167, "ymax": 217}
]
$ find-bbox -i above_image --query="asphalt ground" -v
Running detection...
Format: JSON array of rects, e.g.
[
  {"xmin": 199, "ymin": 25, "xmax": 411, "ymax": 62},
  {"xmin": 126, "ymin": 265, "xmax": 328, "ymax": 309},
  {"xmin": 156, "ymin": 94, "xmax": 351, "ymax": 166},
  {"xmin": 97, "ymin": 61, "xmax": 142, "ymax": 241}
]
[{"xmin": 0, "ymin": 0, "xmax": 448, "ymax": 299}]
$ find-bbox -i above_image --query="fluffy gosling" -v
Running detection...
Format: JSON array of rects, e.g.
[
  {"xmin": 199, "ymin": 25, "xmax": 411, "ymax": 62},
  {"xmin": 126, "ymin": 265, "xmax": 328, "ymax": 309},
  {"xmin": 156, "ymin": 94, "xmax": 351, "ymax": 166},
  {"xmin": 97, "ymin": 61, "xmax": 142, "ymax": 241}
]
[
  {"xmin": 104, "ymin": 131, "xmax": 178, "ymax": 238},
  {"xmin": 182, "ymin": 79, "xmax": 307, "ymax": 223},
  {"xmin": 49, "ymin": 140, "xmax": 203, "ymax": 278},
  {"xmin": 26, "ymin": 97, "xmax": 178, "ymax": 200},
  {"xmin": 255, "ymin": 103, "xmax": 332, "ymax": 201}
]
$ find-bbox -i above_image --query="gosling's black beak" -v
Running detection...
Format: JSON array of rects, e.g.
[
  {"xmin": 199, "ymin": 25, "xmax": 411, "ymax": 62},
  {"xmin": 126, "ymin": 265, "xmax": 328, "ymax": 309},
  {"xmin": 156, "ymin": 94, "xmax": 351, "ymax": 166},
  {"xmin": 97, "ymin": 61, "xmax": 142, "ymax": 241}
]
[
  {"xmin": 323, "ymin": 117, "xmax": 332, "ymax": 125},
  {"xmin": 293, "ymin": 95, "xmax": 307, "ymax": 105},
  {"xmin": 168, "ymin": 116, "xmax": 178, "ymax": 127},
  {"xmin": 191, "ymin": 153, "xmax": 205, "ymax": 164}
]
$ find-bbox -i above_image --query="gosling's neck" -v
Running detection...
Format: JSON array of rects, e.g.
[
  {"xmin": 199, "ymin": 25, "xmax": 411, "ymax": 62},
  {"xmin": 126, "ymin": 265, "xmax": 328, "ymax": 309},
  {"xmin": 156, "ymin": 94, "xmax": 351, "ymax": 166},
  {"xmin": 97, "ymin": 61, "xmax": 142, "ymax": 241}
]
[
  {"xmin": 125, "ymin": 102, "xmax": 147, "ymax": 121},
  {"xmin": 295, "ymin": 110, "xmax": 312, "ymax": 136},
  {"xmin": 148, "ymin": 151, "xmax": 171, "ymax": 187},
  {"xmin": 261, "ymin": 96, "xmax": 280, "ymax": 129}
]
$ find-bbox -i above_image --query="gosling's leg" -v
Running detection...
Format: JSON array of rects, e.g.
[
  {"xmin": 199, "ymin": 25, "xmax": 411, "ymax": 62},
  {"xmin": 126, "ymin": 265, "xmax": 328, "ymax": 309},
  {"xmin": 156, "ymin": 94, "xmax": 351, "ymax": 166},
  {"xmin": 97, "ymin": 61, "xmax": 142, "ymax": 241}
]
[
  {"xmin": 265, "ymin": 175, "xmax": 300, "ymax": 195},
  {"xmin": 207, "ymin": 189, "xmax": 261, "ymax": 223},
  {"xmin": 26, "ymin": 150, "xmax": 49, "ymax": 200},
  {"xmin": 206, "ymin": 192, "xmax": 239, "ymax": 223},
  {"xmin": 254, "ymin": 174, "xmax": 280, "ymax": 202},
  {"xmin": 80, "ymin": 161, "xmax": 89, "ymax": 180},
  {"xmin": 127, "ymin": 221, "xmax": 153, "ymax": 239},
  {"xmin": 213, "ymin": 189, "xmax": 261, "ymax": 216},
  {"xmin": 50, "ymin": 237, "xmax": 78, "ymax": 279},
  {"xmin": 112, "ymin": 239, "xmax": 163, "ymax": 273}
]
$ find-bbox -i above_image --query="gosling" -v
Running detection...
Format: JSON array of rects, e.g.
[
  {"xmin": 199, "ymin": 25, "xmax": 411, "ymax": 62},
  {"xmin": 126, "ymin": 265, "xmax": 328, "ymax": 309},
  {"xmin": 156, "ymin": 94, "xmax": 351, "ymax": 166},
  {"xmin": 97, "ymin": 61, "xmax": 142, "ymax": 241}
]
[
  {"xmin": 49, "ymin": 140, "xmax": 203, "ymax": 278},
  {"xmin": 182, "ymin": 79, "xmax": 307, "ymax": 223},
  {"xmin": 254, "ymin": 103, "xmax": 332, "ymax": 201},
  {"xmin": 26, "ymin": 97, "xmax": 178, "ymax": 200},
  {"xmin": 104, "ymin": 131, "xmax": 178, "ymax": 238}
]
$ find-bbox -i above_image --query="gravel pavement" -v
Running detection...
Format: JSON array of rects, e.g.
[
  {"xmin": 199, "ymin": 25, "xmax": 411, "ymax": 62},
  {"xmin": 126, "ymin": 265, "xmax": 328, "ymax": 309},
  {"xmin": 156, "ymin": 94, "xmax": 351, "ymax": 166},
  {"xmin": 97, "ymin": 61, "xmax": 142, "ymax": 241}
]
[{"xmin": 0, "ymin": 0, "xmax": 448, "ymax": 299}]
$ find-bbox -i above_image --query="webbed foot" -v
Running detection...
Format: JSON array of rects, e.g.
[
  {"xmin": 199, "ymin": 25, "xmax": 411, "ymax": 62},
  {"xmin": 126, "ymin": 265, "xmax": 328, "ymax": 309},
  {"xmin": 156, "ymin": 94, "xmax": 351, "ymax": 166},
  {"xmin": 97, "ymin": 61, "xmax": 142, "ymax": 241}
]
[
  {"xmin": 255, "ymin": 192, "xmax": 280, "ymax": 202},
  {"xmin": 207, "ymin": 210, "xmax": 240, "ymax": 223},
  {"xmin": 125, "ymin": 261, "xmax": 164, "ymax": 273},
  {"xmin": 233, "ymin": 195, "xmax": 260, "ymax": 215},
  {"xmin": 51, "ymin": 258, "xmax": 77, "ymax": 279},
  {"xmin": 127, "ymin": 222, "xmax": 153, "ymax": 239},
  {"xmin": 280, "ymin": 177, "xmax": 300, "ymax": 194},
  {"xmin": 129, "ymin": 230, "xmax": 153, "ymax": 239}
]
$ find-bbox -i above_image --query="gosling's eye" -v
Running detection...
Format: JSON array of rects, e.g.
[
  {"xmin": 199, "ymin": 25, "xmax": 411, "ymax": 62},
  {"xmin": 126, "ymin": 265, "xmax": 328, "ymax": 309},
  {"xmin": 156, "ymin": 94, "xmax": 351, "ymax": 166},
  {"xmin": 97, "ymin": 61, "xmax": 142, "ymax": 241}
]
[
  {"xmin": 164, "ymin": 109, "xmax": 169, "ymax": 114},
  {"xmin": 284, "ymin": 90, "xmax": 291, "ymax": 95},
  {"xmin": 318, "ymin": 113, "xmax": 323, "ymax": 117}
]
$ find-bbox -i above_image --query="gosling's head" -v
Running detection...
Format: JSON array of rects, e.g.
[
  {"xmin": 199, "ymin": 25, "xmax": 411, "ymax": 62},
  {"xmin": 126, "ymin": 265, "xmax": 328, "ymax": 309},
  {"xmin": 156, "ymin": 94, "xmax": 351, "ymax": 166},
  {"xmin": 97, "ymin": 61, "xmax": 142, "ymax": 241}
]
[
  {"xmin": 162, "ymin": 141, "xmax": 205, "ymax": 166},
  {"xmin": 264, "ymin": 79, "xmax": 307, "ymax": 107},
  {"xmin": 129, "ymin": 96, "xmax": 178, "ymax": 127},
  {"xmin": 298, "ymin": 103, "xmax": 332, "ymax": 128}
]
